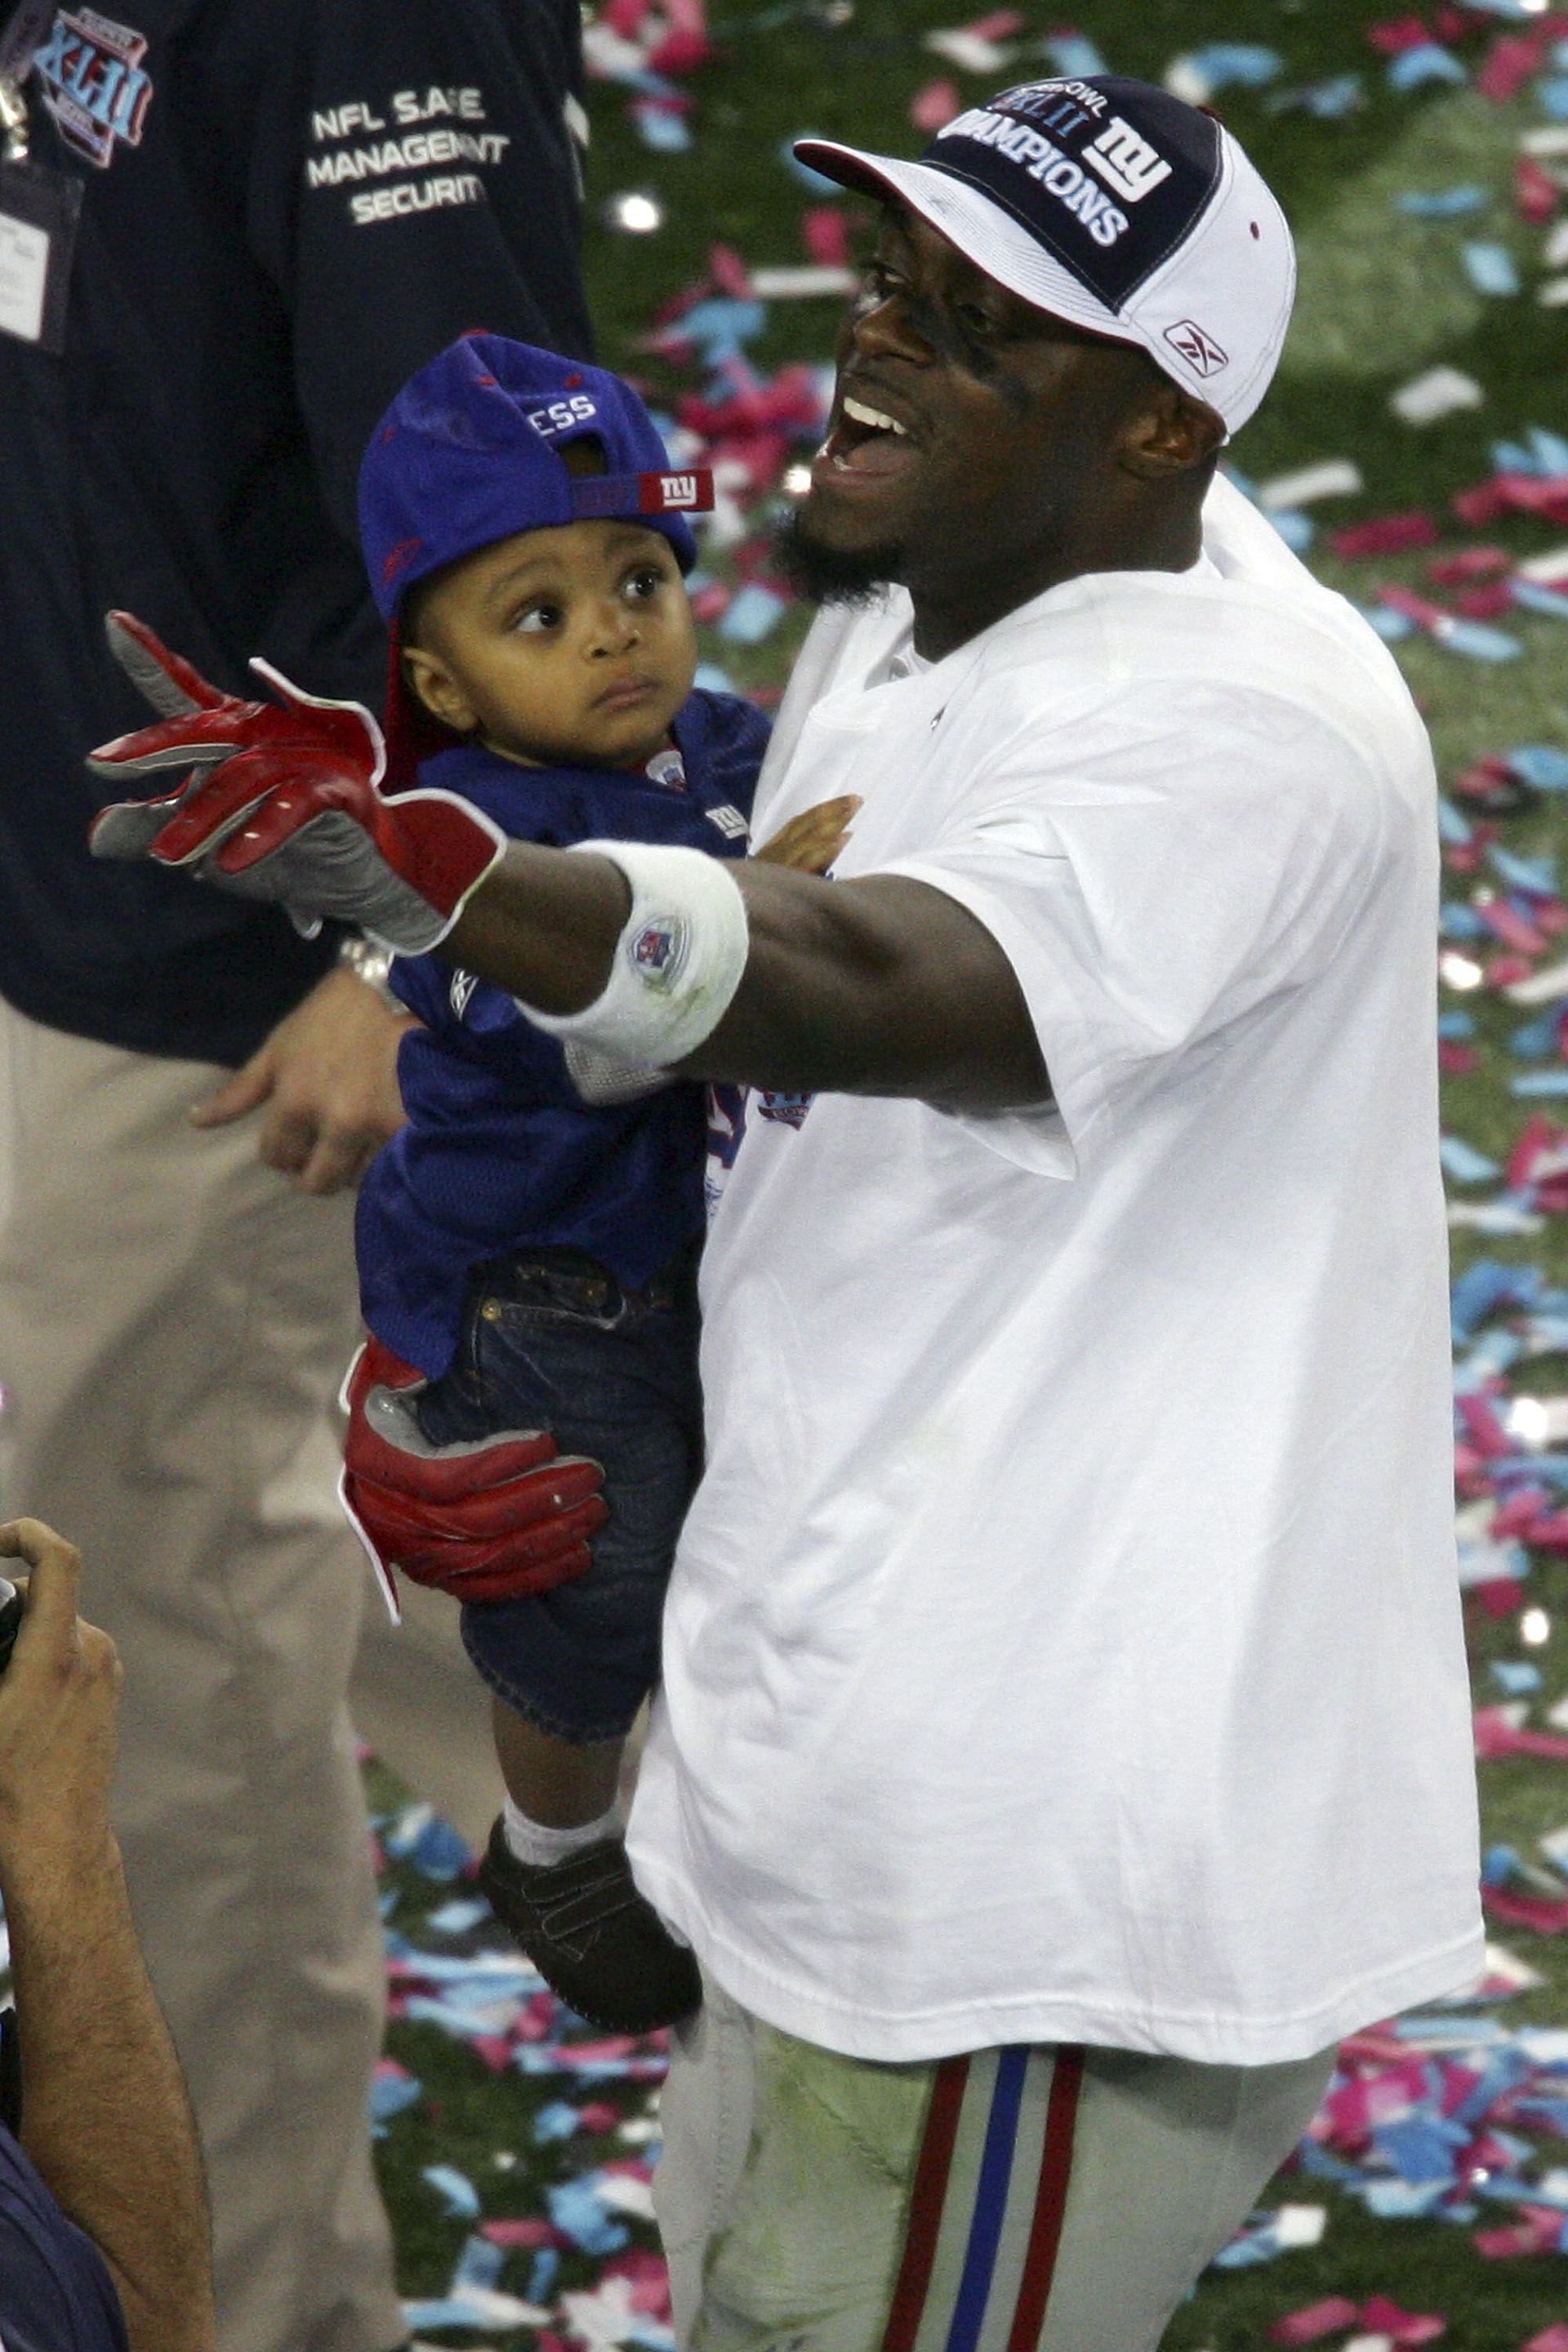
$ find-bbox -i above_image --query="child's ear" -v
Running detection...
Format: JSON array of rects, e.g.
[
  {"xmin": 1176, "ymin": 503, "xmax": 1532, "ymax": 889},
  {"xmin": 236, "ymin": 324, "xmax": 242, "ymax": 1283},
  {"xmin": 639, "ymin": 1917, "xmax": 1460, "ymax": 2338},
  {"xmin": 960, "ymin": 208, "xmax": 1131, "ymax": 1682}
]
[{"xmin": 403, "ymin": 644, "xmax": 476, "ymax": 734}]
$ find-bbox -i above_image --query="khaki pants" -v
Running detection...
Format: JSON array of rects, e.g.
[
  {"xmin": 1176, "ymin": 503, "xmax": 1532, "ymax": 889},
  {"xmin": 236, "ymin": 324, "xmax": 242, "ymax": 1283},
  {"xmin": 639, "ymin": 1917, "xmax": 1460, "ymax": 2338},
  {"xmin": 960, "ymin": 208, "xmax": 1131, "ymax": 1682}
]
[
  {"xmin": 655, "ymin": 1973, "xmax": 1335, "ymax": 2352},
  {"xmin": 0, "ymin": 1000, "xmax": 402, "ymax": 2352}
]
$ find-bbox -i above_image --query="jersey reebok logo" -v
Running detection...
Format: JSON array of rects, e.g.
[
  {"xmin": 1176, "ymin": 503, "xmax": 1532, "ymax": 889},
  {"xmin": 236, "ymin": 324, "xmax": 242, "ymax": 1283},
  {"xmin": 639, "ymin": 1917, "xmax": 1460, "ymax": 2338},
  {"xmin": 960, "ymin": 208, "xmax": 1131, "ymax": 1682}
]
[
  {"xmin": 33, "ymin": 7, "xmax": 153, "ymax": 169},
  {"xmin": 1163, "ymin": 318, "xmax": 1228, "ymax": 377}
]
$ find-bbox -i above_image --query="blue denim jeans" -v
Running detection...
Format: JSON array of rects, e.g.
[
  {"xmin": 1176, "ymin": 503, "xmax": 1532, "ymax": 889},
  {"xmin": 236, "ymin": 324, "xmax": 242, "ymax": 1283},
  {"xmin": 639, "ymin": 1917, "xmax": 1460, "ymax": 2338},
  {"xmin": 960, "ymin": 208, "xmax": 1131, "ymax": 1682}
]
[{"xmin": 414, "ymin": 1247, "xmax": 703, "ymax": 1744}]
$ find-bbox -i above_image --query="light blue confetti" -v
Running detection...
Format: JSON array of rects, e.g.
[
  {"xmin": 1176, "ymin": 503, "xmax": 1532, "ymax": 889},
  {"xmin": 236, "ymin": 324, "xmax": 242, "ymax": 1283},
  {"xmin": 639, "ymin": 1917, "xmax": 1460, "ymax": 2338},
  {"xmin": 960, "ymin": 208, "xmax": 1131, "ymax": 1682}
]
[
  {"xmin": 1537, "ymin": 76, "xmax": 1568, "ymax": 119},
  {"xmin": 1441, "ymin": 1136, "xmax": 1502, "ymax": 1183},
  {"xmin": 1491, "ymin": 1661, "xmax": 1544, "ymax": 1696},
  {"xmin": 370, "ymin": 2069, "xmax": 422, "ymax": 2122},
  {"xmin": 421, "ymin": 2163, "xmax": 481, "ymax": 2221},
  {"xmin": 533, "ymin": 2100, "xmax": 582, "ymax": 2144},
  {"xmin": 1508, "ymin": 1011, "xmax": 1562, "ymax": 1059},
  {"xmin": 1397, "ymin": 185, "xmax": 1488, "ymax": 217},
  {"xmin": 1437, "ymin": 617, "xmax": 1522, "ymax": 660},
  {"xmin": 547, "ymin": 2176, "xmax": 630, "ymax": 2255},
  {"xmin": 1463, "ymin": 242, "xmax": 1521, "ymax": 298},
  {"xmin": 452, "ymin": 2234, "xmax": 506, "ymax": 2290},
  {"xmin": 1509, "ymin": 746, "xmax": 1568, "ymax": 791},
  {"xmin": 633, "ymin": 100, "xmax": 692, "ymax": 153},
  {"xmin": 785, "ymin": 138, "xmax": 842, "ymax": 193},
  {"xmin": 1512, "ymin": 1072, "xmax": 1568, "ymax": 1096},
  {"xmin": 425, "ymin": 1897, "xmax": 489, "ymax": 1936},
  {"xmin": 1267, "ymin": 508, "xmax": 1314, "ymax": 552},
  {"xmin": 1040, "ymin": 33, "xmax": 1106, "ymax": 77},
  {"xmin": 718, "ymin": 582, "xmax": 789, "ymax": 644},
  {"xmin": 1512, "ymin": 581, "xmax": 1568, "ymax": 621},
  {"xmin": 1388, "ymin": 43, "xmax": 1468, "ymax": 90},
  {"xmin": 1490, "ymin": 845, "xmax": 1559, "ymax": 896},
  {"xmin": 1184, "ymin": 43, "xmax": 1282, "ymax": 90},
  {"xmin": 1362, "ymin": 604, "xmax": 1415, "ymax": 642}
]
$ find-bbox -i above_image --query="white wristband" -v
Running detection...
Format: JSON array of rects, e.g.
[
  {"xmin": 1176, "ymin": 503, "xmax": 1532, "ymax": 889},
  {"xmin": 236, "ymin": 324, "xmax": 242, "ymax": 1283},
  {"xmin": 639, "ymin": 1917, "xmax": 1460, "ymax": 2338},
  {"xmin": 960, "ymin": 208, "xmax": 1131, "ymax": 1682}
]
[{"xmin": 518, "ymin": 840, "xmax": 750, "ymax": 1069}]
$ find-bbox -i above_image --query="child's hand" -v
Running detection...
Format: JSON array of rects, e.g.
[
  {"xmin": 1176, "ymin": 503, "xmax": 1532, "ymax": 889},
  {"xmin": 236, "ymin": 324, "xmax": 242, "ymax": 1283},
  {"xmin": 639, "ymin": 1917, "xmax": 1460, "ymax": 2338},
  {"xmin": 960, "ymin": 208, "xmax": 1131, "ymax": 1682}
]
[{"xmin": 754, "ymin": 795, "xmax": 861, "ymax": 875}]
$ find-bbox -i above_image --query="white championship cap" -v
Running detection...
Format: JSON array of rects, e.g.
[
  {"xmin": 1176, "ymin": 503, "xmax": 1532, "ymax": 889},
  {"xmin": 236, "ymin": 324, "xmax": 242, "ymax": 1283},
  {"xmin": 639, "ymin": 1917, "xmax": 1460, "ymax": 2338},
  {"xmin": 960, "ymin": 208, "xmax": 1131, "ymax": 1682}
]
[{"xmin": 797, "ymin": 75, "xmax": 1295, "ymax": 435}]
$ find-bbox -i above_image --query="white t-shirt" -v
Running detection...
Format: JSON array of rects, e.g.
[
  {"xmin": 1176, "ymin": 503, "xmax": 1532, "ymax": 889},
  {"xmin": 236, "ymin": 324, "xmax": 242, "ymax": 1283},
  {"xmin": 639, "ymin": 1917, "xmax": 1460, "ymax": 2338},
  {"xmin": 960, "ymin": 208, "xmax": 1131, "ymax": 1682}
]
[{"xmin": 628, "ymin": 473, "xmax": 1482, "ymax": 2067}]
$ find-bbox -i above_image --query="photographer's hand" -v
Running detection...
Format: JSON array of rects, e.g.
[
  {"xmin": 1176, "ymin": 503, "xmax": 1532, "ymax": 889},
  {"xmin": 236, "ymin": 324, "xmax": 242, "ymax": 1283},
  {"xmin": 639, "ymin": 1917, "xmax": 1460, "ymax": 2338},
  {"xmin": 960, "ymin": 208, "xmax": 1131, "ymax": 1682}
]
[{"xmin": 0, "ymin": 1521, "xmax": 215, "ymax": 2352}]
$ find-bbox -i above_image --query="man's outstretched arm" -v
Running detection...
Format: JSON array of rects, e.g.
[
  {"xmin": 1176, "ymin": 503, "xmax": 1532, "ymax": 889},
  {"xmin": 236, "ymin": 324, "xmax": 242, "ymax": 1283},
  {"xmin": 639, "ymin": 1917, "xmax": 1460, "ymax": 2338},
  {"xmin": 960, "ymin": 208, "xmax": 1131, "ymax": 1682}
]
[
  {"xmin": 0, "ymin": 1521, "xmax": 214, "ymax": 2352},
  {"xmin": 450, "ymin": 849, "xmax": 1051, "ymax": 1114},
  {"xmin": 87, "ymin": 617, "xmax": 1049, "ymax": 1116}
]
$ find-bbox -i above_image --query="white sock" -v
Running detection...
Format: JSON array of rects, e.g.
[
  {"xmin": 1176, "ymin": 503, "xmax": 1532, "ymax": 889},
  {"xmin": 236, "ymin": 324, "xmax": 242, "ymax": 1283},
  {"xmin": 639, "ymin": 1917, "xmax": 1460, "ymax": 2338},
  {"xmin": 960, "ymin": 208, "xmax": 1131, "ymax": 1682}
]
[{"xmin": 502, "ymin": 1796, "xmax": 621, "ymax": 1868}]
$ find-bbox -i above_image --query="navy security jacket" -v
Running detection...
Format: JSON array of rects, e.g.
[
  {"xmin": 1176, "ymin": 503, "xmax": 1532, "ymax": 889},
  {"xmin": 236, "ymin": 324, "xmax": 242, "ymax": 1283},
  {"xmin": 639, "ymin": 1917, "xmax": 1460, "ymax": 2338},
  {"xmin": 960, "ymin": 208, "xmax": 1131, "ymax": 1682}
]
[
  {"xmin": 355, "ymin": 693, "xmax": 769, "ymax": 1380},
  {"xmin": 0, "ymin": 2121, "xmax": 128, "ymax": 2352},
  {"xmin": 0, "ymin": 0, "xmax": 591, "ymax": 1064}
]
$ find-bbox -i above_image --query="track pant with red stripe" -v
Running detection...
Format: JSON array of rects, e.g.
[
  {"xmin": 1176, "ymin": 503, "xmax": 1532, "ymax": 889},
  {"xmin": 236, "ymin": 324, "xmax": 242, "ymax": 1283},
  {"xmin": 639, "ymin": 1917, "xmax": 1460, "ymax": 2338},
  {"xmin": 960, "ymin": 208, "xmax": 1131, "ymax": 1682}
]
[{"xmin": 653, "ymin": 1976, "xmax": 1334, "ymax": 2352}]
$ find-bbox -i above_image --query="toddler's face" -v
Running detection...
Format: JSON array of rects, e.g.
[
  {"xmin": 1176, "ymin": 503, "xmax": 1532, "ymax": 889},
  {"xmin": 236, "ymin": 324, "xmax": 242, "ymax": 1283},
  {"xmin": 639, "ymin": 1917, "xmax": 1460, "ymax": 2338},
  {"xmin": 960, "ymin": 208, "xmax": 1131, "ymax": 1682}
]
[{"xmin": 404, "ymin": 519, "xmax": 698, "ymax": 770}]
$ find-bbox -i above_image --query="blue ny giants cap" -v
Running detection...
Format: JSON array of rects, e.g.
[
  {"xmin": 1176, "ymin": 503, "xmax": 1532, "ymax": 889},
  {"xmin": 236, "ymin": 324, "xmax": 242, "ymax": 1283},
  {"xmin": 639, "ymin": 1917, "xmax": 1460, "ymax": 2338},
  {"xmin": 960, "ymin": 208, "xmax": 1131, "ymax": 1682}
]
[
  {"xmin": 797, "ymin": 77, "xmax": 1294, "ymax": 434},
  {"xmin": 359, "ymin": 334, "xmax": 713, "ymax": 624}
]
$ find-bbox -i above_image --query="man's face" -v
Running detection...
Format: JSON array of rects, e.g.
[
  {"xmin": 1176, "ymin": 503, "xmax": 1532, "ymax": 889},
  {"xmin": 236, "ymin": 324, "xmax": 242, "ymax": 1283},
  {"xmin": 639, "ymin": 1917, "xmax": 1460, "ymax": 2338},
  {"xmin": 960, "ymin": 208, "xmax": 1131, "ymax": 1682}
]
[{"xmin": 790, "ymin": 205, "xmax": 1169, "ymax": 614}]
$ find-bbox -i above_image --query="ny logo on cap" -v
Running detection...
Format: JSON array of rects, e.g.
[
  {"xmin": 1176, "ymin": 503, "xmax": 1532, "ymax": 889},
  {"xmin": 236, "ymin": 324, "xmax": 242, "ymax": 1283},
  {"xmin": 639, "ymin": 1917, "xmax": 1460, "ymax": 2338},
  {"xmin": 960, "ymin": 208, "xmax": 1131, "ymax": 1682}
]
[
  {"xmin": 1163, "ymin": 319, "xmax": 1228, "ymax": 377},
  {"xmin": 1084, "ymin": 116, "xmax": 1173, "ymax": 204}
]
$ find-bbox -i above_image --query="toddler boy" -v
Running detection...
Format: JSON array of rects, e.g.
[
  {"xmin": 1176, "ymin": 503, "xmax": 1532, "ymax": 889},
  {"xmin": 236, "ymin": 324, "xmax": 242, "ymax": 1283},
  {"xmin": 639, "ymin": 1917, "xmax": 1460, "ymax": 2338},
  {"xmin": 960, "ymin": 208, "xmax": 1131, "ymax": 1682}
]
[{"xmin": 347, "ymin": 335, "xmax": 850, "ymax": 2030}]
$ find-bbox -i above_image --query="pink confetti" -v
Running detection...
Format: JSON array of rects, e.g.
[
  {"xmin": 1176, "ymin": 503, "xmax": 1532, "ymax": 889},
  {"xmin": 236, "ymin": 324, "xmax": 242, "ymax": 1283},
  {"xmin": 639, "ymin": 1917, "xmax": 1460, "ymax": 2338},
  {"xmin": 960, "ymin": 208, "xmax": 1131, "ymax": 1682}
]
[
  {"xmin": 1474, "ymin": 2205, "xmax": 1564, "ymax": 2258},
  {"xmin": 709, "ymin": 243, "xmax": 752, "ymax": 298},
  {"xmin": 1269, "ymin": 2301, "xmax": 1362, "ymax": 2345},
  {"xmin": 803, "ymin": 205, "xmax": 849, "ymax": 267},
  {"xmin": 1523, "ymin": 2331, "xmax": 1568, "ymax": 2352},
  {"xmin": 1330, "ymin": 513, "xmax": 1437, "ymax": 558},
  {"xmin": 911, "ymin": 78, "xmax": 963, "ymax": 132},
  {"xmin": 1368, "ymin": 15, "xmax": 1438, "ymax": 54},
  {"xmin": 1475, "ymin": 1707, "xmax": 1568, "ymax": 1761},
  {"xmin": 967, "ymin": 8, "xmax": 1026, "ymax": 35},
  {"xmin": 481, "ymin": 2216, "xmax": 562, "ymax": 2247},
  {"xmin": 1429, "ymin": 547, "xmax": 1512, "ymax": 584},
  {"xmin": 1470, "ymin": 1577, "xmax": 1526, "ymax": 1617},
  {"xmin": 1517, "ymin": 157, "xmax": 1561, "ymax": 225},
  {"xmin": 1359, "ymin": 2295, "xmax": 1446, "ymax": 2341},
  {"xmin": 1482, "ymin": 1884, "xmax": 1568, "ymax": 1933},
  {"xmin": 1478, "ymin": 32, "xmax": 1549, "ymax": 102},
  {"xmin": 1456, "ymin": 581, "xmax": 1516, "ymax": 621}
]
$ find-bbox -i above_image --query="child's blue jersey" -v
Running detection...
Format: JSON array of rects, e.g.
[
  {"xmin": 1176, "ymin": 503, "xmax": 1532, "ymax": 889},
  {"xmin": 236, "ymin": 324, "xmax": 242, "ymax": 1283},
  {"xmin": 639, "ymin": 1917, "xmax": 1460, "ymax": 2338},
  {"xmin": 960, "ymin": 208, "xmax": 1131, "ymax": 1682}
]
[{"xmin": 356, "ymin": 688, "xmax": 768, "ymax": 1379}]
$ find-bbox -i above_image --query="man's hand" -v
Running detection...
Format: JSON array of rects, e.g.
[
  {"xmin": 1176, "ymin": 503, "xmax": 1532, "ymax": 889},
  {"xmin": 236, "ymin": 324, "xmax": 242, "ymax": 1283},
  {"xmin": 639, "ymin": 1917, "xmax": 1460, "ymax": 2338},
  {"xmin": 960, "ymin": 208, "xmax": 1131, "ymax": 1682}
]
[
  {"xmin": 87, "ymin": 611, "xmax": 506, "ymax": 952},
  {"xmin": 193, "ymin": 966, "xmax": 413, "ymax": 1195},
  {"xmin": 0, "ymin": 1521, "xmax": 121, "ymax": 1891}
]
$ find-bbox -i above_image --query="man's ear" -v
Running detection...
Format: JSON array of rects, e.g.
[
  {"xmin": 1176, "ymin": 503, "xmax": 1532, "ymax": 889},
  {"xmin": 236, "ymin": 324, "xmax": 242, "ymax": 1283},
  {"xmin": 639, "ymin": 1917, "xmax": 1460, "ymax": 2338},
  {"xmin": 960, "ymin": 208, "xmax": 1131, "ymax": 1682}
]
[
  {"xmin": 1116, "ymin": 381, "xmax": 1224, "ymax": 482},
  {"xmin": 402, "ymin": 643, "xmax": 477, "ymax": 734}
]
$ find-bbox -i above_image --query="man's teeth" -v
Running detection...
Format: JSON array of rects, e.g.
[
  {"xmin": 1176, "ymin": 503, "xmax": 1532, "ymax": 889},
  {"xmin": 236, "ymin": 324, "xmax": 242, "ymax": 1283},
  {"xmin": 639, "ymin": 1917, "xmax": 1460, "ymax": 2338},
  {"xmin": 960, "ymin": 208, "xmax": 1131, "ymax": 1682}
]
[{"xmin": 842, "ymin": 395, "xmax": 909, "ymax": 438}]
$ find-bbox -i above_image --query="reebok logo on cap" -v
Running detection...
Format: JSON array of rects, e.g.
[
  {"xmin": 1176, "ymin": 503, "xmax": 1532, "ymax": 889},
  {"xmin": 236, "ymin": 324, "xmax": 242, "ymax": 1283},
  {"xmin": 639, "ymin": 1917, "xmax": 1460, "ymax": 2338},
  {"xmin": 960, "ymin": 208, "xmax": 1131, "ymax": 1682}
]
[{"xmin": 1164, "ymin": 320, "xmax": 1228, "ymax": 377}]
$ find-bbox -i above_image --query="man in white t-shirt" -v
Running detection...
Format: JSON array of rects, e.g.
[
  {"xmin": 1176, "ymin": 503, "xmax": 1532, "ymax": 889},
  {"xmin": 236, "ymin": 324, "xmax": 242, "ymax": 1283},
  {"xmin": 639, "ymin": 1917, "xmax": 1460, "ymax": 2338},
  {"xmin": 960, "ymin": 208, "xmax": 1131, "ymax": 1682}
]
[{"xmin": 89, "ymin": 71, "xmax": 1481, "ymax": 2352}]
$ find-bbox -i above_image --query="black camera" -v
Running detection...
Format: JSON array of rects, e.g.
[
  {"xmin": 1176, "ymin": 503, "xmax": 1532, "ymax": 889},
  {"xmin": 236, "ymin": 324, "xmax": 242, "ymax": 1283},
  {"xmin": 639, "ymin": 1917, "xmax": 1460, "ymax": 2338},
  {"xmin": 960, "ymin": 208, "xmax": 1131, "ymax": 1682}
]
[{"xmin": 0, "ymin": 1575, "xmax": 21, "ymax": 1676}]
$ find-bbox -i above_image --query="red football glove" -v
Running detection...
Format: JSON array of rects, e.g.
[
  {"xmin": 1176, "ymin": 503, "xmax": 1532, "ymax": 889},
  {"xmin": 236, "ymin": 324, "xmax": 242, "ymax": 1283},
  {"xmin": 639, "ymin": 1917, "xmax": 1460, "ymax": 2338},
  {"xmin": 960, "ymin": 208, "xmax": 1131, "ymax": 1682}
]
[
  {"xmin": 340, "ymin": 1339, "xmax": 608, "ymax": 1616},
  {"xmin": 87, "ymin": 610, "xmax": 506, "ymax": 954}
]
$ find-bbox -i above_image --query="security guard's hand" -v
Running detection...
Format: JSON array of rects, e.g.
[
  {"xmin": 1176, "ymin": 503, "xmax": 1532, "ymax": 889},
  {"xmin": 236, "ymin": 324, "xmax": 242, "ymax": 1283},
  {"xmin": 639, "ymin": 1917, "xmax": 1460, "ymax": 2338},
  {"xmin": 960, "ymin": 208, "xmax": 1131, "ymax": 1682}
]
[{"xmin": 193, "ymin": 966, "xmax": 413, "ymax": 1194}]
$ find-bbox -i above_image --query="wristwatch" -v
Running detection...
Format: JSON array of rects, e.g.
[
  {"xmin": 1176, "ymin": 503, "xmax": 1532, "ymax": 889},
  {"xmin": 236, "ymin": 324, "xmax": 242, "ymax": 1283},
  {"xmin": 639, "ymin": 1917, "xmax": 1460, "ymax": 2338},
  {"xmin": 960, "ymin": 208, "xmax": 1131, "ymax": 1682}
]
[{"xmin": 337, "ymin": 933, "xmax": 399, "ymax": 1006}]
